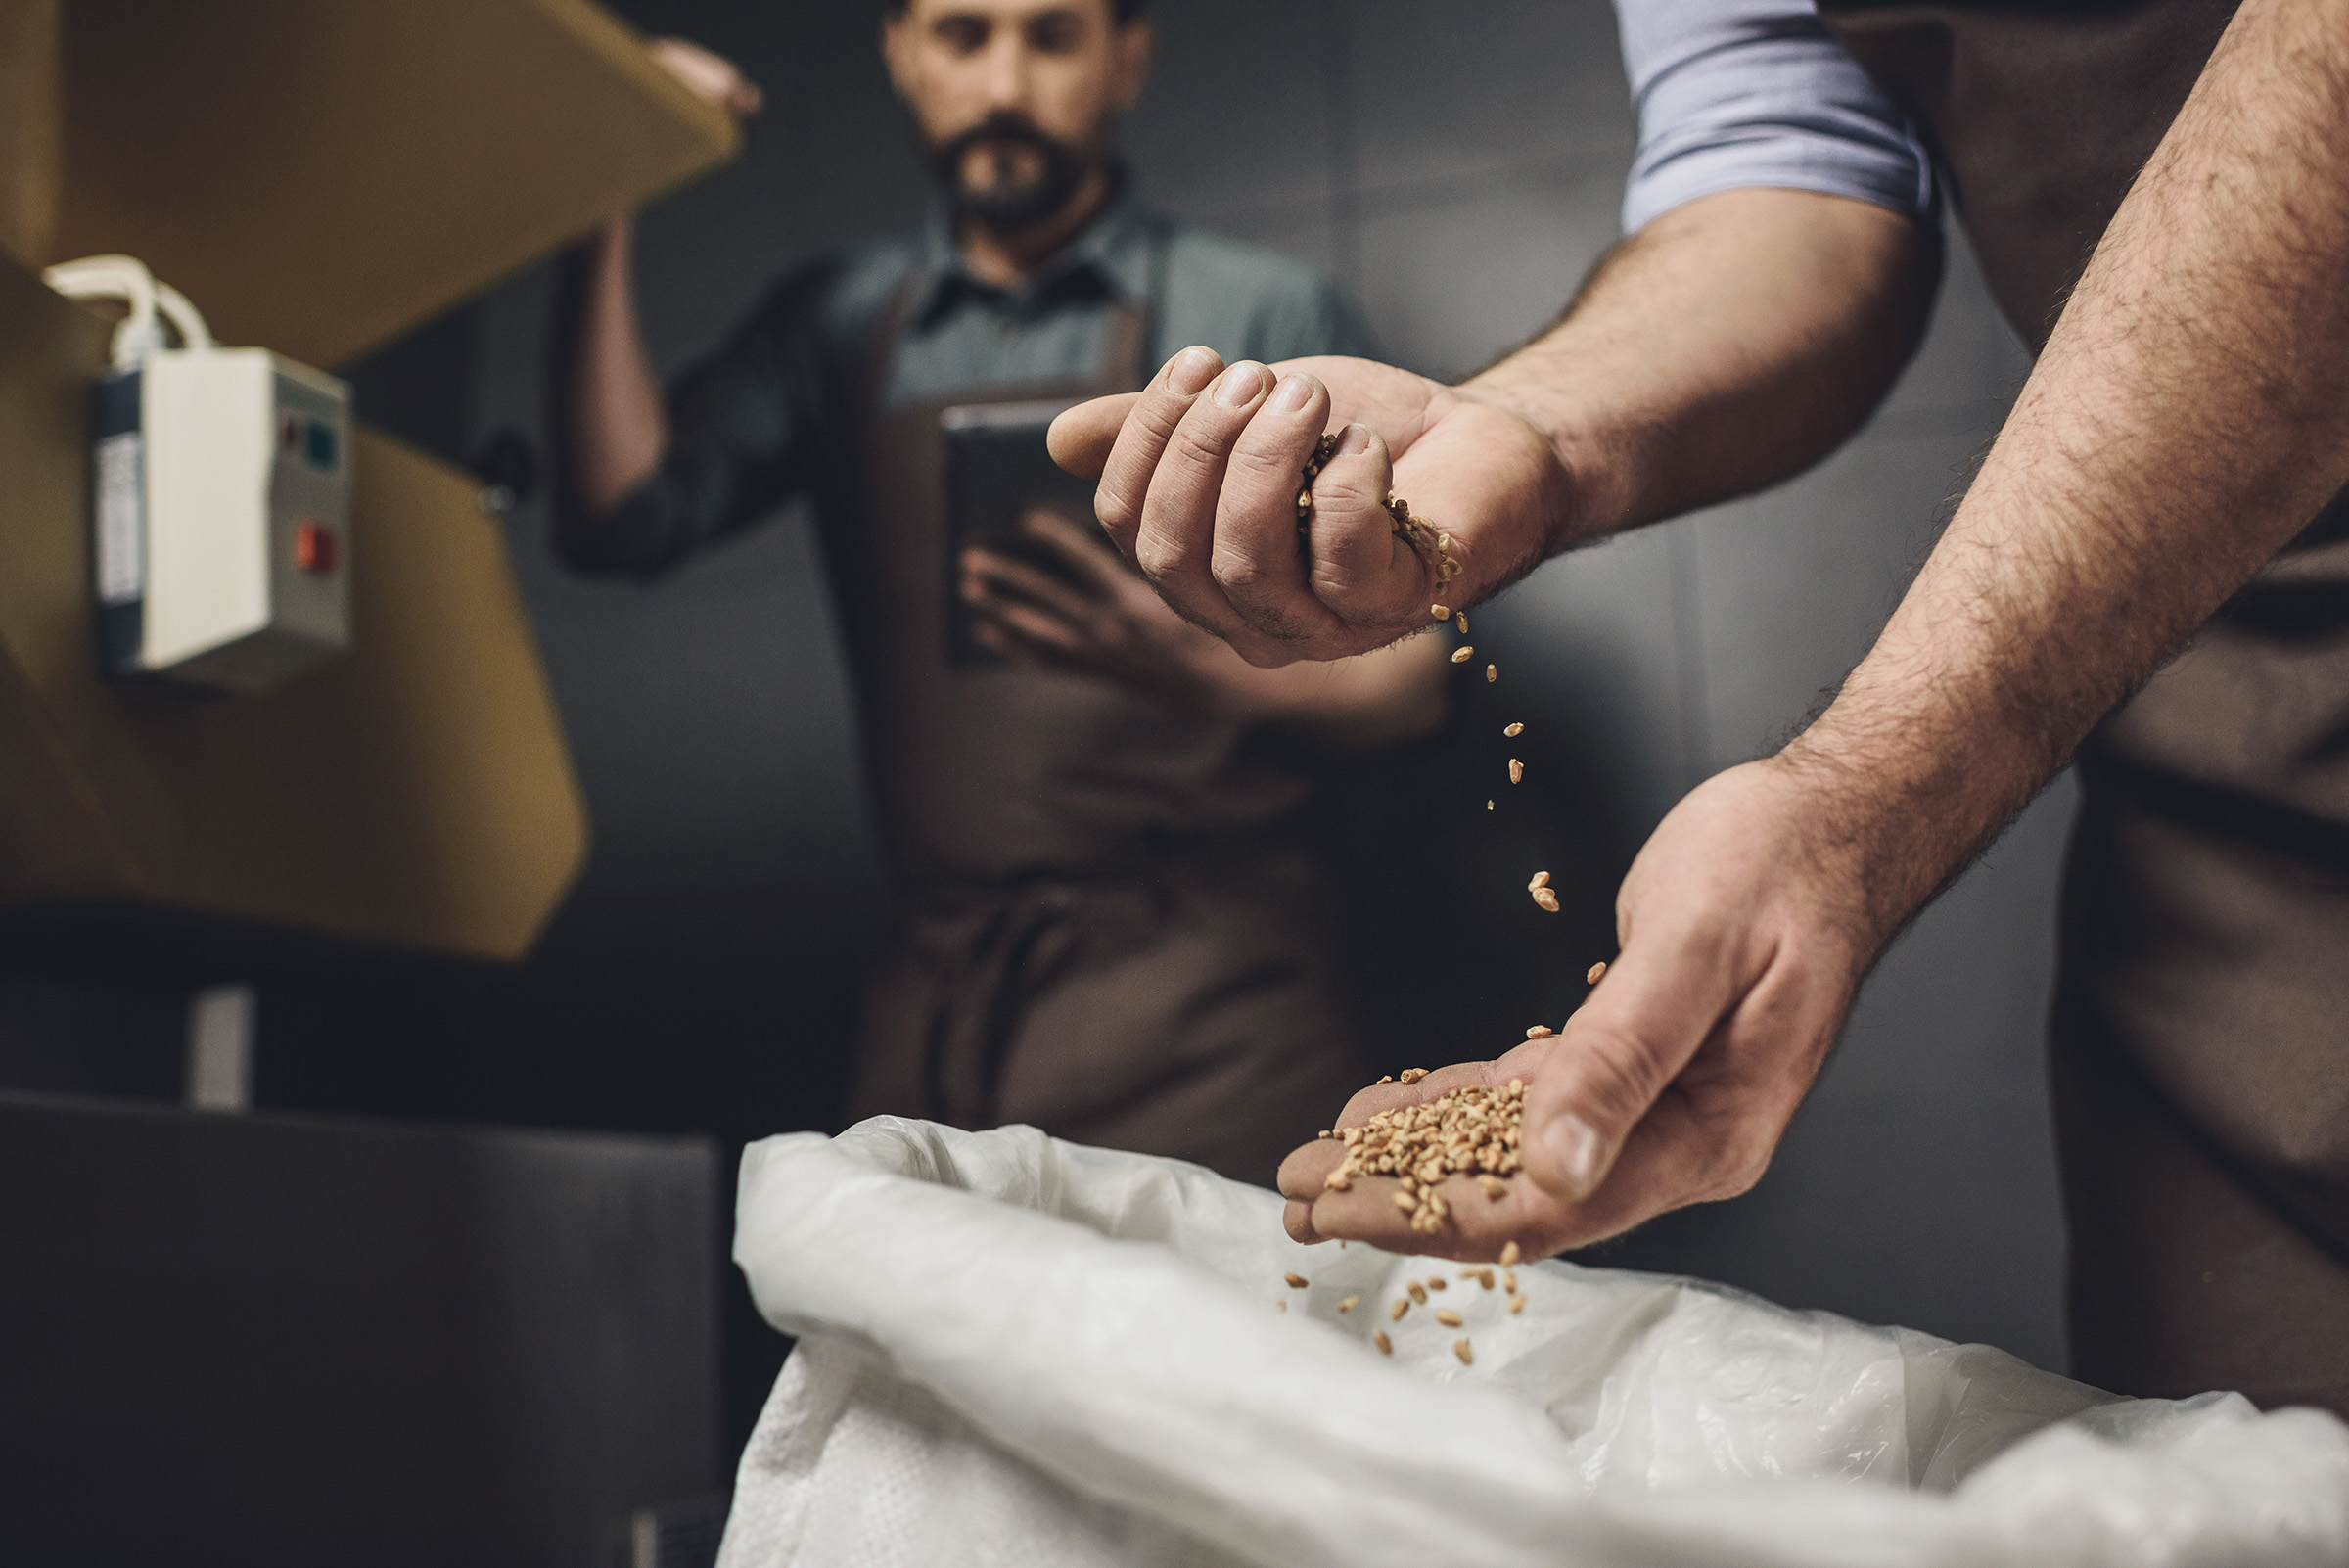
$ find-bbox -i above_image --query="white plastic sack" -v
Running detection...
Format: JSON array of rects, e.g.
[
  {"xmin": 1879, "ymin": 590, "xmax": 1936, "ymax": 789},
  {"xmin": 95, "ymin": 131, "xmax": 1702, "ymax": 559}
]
[{"xmin": 720, "ymin": 1118, "xmax": 2349, "ymax": 1568}]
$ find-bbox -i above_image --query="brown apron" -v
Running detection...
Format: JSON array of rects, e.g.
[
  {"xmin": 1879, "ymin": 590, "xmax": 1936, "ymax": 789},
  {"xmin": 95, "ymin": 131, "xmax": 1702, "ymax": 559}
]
[
  {"xmin": 827, "ymin": 254, "xmax": 1365, "ymax": 1186},
  {"xmin": 1821, "ymin": 1, "xmax": 2349, "ymax": 1413}
]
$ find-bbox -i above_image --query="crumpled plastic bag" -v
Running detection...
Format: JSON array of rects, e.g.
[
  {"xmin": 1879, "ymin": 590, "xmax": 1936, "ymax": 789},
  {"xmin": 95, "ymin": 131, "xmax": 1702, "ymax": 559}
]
[{"xmin": 719, "ymin": 1118, "xmax": 2349, "ymax": 1568}]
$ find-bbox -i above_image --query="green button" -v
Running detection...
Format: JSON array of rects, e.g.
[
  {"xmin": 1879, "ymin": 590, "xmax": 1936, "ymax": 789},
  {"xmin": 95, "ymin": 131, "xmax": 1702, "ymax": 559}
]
[{"xmin": 303, "ymin": 420, "xmax": 339, "ymax": 472}]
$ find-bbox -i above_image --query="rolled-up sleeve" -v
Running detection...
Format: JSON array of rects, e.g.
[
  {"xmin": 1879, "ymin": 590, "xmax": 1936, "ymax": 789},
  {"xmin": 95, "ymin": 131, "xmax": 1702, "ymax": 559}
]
[
  {"xmin": 1616, "ymin": 0, "xmax": 1935, "ymax": 234},
  {"xmin": 558, "ymin": 260, "xmax": 839, "ymax": 578}
]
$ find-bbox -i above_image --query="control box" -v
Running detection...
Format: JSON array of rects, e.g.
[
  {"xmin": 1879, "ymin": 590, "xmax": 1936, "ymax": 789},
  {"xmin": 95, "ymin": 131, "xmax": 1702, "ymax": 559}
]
[{"xmin": 91, "ymin": 348, "xmax": 352, "ymax": 694}]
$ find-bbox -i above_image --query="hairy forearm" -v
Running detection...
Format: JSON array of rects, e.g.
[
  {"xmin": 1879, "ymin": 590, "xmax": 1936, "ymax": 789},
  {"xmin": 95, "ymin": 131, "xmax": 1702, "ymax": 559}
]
[
  {"xmin": 1792, "ymin": 0, "xmax": 2349, "ymax": 942},
  {"xmin": 567, "ymin": 218, "xmax": 668, "ymax": 521},
  {"xmin": 1464, "ymin": 188, "xmax": 1940, "ymax": 545}
]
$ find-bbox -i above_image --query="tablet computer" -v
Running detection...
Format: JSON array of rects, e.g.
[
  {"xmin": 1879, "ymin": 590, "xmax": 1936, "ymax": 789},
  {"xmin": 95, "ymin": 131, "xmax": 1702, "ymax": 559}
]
[{"xmin": 940, "ymin": 398, "xmax": 1117, "ymax": 669}]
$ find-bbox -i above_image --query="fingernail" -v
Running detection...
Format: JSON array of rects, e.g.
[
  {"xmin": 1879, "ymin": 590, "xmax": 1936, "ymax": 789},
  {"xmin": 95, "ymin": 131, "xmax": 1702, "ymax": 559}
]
[
  {"xmin": 1333, "ymin": 421, "xmax": 1374, "ymax": 457},
  {"xmin": 1214, "ymin": 361, "xmax": 1267, "ymax": 408},
  {"xmin": 1168, "ymin": 346, "xmax": 1218, "ymax": 395},
  {"xmin": 1266, "ymin": 374, "xmax": 1313, "ymax": 415},
  {"xmin": 1543, "ymin": 1115, "xmax": 1607, "ymax": 1202}
]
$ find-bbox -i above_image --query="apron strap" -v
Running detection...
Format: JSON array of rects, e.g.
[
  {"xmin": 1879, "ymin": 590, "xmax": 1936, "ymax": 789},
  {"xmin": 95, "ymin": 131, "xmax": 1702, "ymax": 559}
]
[
  {"xmin": 1102, "ymin": 212, "xmax": 1173, "ymax": 392},
  {"xmin": 851, "ymin": 264, "xmax": 928, "ymax": 424},
  {"xmin": 855, "ymin": 209, "xmax": 1171, "ymax": 425}
]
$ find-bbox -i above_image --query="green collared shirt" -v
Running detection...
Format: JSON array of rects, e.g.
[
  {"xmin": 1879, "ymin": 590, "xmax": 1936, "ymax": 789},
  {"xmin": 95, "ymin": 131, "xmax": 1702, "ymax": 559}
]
[{"xmin": 564, "ymin": 191, "xmax": 1376, "ymax": 576}]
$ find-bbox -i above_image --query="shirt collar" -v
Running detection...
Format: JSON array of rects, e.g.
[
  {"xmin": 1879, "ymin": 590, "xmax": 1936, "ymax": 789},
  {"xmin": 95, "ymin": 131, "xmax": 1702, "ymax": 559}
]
[{"xmin": 907, "ymin": 173, "xmax": 1155, "ymax": 329}]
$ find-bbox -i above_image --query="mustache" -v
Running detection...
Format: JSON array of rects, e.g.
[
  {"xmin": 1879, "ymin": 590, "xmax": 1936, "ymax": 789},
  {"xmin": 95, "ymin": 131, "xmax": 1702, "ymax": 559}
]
[{"xmin": 933, "ymin": 111, "xmax": 1074, "ymax": 173}]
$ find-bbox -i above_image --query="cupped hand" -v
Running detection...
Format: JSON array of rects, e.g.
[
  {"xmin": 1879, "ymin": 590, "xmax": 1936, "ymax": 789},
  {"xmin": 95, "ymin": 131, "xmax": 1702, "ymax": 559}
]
[
  {"xmin": 1277, "ymin": 755, "xmax": 1883, "ymax": 1260},
  {"xmin": 648, "ymin": 37, "xmax": 764, "ymax": 117},
  {"xmin": 1046, "ymin": 349, "xmax": 1574, "ymax": 667}
]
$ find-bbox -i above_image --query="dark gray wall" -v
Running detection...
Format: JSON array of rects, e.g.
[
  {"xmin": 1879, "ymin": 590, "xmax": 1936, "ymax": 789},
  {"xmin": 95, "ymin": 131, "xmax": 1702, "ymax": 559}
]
[{"xmin": 461, "ymin": 1, "xmax": 2065, "ymax": 1370}]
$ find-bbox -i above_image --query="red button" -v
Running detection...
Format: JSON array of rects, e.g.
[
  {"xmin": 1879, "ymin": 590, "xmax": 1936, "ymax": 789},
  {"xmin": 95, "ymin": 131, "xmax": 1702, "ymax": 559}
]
[{"xmin": 294, "ymin": 521, "xmax": 338, "ymax": 576}]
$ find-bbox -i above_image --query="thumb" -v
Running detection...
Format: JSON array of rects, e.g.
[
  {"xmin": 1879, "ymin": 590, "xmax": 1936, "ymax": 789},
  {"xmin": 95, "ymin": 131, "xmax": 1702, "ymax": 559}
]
[
  {"xmin": 1522, "ymin": 930, "xmax": 1734, "ymax": 1203},
  {"xmin": 1047, "ymin": 393, "xmax": 1141, "ymax": 481}
]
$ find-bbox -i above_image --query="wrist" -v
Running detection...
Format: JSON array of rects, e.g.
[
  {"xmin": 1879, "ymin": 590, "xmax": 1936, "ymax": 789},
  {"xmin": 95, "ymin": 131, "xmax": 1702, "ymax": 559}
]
[
  {"xmin": 1772, "ymin": 678, "xmax": 2048, "ymax": 947},
  {"xmin": 589, "ymin": 213, "xmax": 634, "ymax": 269},
  {"xmin": 1451, "ymin": 370, "xmax": 1631, "ymax": 554}
]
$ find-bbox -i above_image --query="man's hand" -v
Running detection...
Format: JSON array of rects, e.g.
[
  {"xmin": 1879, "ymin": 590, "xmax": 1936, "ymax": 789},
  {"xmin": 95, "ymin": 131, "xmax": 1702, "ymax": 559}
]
[
  {"xmin": 961, "ymin": 508, "xmax": 1239, "ymax": 712},
  {"xmin": 647, "ymin": 37, "xmax": 764, "ymax": 118},
  {"xmin": 1277, "ymin": 755, "xmax": 1877, "ymax": 1259},
  {"xmin": 1046, "ymin": 350, "xmax": 1575, "ymax": 667},
  {"xmin": 964, "ymin": 508, "xmax": 1453, "ymax": 744}
]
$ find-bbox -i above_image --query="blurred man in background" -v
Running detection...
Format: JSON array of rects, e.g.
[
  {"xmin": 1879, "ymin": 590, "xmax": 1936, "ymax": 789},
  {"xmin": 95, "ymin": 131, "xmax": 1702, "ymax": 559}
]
[{"xmin": 552, "ymin": 1, "xmax": 1446, "ymax": 1183}]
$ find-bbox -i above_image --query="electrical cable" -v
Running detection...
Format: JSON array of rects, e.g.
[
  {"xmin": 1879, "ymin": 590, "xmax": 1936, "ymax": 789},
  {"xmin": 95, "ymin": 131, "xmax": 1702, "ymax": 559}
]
[
  {"xmin": 152, "ymin": 280, "xmax": 214, "ymax": 353},
  {"xmin": 43, "ymin": 254, "xmax": 213, "ymax": 368}
]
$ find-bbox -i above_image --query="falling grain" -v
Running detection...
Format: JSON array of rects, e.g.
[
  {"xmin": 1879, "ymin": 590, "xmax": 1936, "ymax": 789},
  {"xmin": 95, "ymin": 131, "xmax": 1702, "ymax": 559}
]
[
  {"xmin": 1587, "ymin": 961, "xmax": 1608, "ymax": 985},
  {"xmin": 1374, "ymin": 1331, "xmax": 1393, "ymax": 1356},
  {"xmin": 1451, "ymin": 646, "xmax": 1474, "ymax": 664},
  {"xmin": 1453, "ymin": 1339, "xmax": 1474, "ymax": 1365},
  {"xmin": 1435, "ymin": 1309, "xmax": 1463, "ymax": 1327},
  {"xmin": 1499, "ymin": 1242, "xmax": 1521, "ymax": 1268},
  {"xmin": 1337, "ymin": 1295, "xmax": 1359, "ymax": 1314},
  {"xmin": 1531, "ymin": 887, "xmax": 1560, "ymax": 913},
  {"xmin": 1285, "ymin": 1273, "xmax": 1309, "ymax": 1289},
  {"xmin": 1503, "ymin": 722, "xmax": 1524, "ymax": 737}
]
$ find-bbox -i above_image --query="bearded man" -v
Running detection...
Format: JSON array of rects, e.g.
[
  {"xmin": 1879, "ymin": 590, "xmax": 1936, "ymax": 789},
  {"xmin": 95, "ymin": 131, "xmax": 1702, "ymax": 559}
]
[{"xmin": 550, "ymin": 0, "xmax": 1445, "ymax": 1182}]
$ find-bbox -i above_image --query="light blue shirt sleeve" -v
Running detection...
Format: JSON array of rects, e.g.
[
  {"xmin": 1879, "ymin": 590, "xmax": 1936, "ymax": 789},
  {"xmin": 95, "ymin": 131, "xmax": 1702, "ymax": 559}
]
[{"xmin": 1615, "ymin": 0, "xmax": 1936, "ymax": 233}]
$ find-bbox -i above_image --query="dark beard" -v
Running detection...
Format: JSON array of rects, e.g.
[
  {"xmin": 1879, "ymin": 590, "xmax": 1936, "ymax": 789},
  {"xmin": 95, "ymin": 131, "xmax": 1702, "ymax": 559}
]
[{"xmin": 929, "ymin": 111, "xmax": 1091, "ymax": 236}]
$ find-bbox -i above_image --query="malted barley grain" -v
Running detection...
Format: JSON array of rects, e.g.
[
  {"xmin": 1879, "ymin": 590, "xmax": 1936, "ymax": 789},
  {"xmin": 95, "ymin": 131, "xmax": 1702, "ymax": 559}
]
[{"xmin": 1322, "ymin": 1076, "xmax": 1530, "ymax": 1234}]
